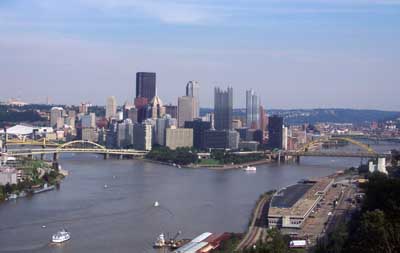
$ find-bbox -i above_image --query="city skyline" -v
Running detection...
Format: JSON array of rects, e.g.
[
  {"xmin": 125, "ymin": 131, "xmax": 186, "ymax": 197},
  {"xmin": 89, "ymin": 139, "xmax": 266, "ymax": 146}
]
[{"xmin": 0, "ymin": 0, "xmax": 399, "ymax": 110}]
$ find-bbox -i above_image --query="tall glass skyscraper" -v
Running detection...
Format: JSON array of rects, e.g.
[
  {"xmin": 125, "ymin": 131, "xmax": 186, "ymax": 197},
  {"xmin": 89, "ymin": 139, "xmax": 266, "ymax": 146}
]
[
  {"xmin": 186, "ymin": 81, "xmax": 200, "ymax": 118},
  {"xmin": 214, "ymin": 87, "xmax": 233, "ymax": 130},
  {"xmin": 136, "ymin": 72, "xmax": 156, "ymax": 101},
  {"xmin": 246, "ymin": 89, "xmax": 259, "ymax": 129}
]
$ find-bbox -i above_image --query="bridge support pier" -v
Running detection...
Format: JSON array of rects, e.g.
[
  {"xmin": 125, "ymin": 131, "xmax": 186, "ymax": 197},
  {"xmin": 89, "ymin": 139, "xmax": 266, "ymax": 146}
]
[
  {"xmin": 40, "ymin": 153, "xmax": 44, "ymax": 160},
  {"xmin": 295, "ymin": 156, "xmax": 300, "ymax": 164},
  {"xmin": 119, "ymin": 154, "xmax": 123, "ymax": 160},
  {"xmin": 53, "ymin": 153, "xmax": 59, "ymax": 161},
  {"xmin": 104, "ymin": 153, "xmax": 109, "ymax": 160}
]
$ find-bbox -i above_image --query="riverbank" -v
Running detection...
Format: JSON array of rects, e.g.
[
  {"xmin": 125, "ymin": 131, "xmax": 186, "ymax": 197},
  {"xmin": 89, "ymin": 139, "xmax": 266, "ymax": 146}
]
[{"xmin": 0, "ymin": 159, "xmax": 67, "ymax": 202}]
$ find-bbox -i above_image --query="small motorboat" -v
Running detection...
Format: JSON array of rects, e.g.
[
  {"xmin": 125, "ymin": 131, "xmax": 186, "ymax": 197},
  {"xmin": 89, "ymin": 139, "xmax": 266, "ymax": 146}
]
[
  {"xmin": 244, "ymin": 166, "xmax": 257, "ymax": 172},
  {"xmin": 154, "ymin": 201, "xmax": 160, "ymax": 207},
  {"xmin": 51, "ymin": 229, "xmax": 70, "ymax": 243}
]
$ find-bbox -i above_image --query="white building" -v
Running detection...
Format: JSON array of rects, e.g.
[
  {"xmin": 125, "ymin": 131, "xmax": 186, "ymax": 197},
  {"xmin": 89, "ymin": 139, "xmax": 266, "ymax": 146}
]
[
  {"xmin": 282, "ymin": 126, "xmax": 288, "ymax": 151},
  {"xmin": 106, "ymin": 96, "xmax": 117, "ymax": 120},
  {"xmin": 0, "ymin": 167, "xmax": 17, "ymax": 185},
  {"xmin": 369, "ymin": 157, "xmax": 388, "ymax": 174}
]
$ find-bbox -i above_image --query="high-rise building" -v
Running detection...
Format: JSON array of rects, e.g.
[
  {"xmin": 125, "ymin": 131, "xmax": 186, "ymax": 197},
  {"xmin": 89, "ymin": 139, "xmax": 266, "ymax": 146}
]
[
  {"xmin": 186, "ymin": 81, "xmax": 200, "ymax": 118},
  {"xmin": 259, "ymin": 105, "xmax": 267, "ymax": 131},
  {"xmin": 136, "ymin": 72, "xmax": 156, "ymax": 101},
  {"xmin": 81, "ymin": 113, "xmax": 96, "ymax": 129},
  {"xmin": 214, "ymin": 87, "xmax": 233, "ymax": 130},
  {"xmin": 155, "ymin": 115, "xmax": 175, "ymax": 146},
  {"xmin": 246, "ymin": 89, "xmax": 259, "ymax": 129},
  {"xmin": 148, "ymin": 96, "xmax": 166, "ymax": 119},
  {"xmin": 106, "ymin": 96, "xmax": 117, "ymax": 120},
  {"xmin": 133, "ymin": 123, "xmax": 152, "ymax": 151},
  {"xmin": 178, "ymin": 96, "xmax": 196, "ymax": 128},
  {"xmin": 50, "ymin": 107, "xmax": 64, "ymax": 129},
  {"xmin": 127, "ymin": 108, "xmax": 138, "ymax": 124},
  {"xmin": 116, "ymin": 119, "xmax": 134, "ymax": 148},
  {"xmin": 184, "ymin": 119, "xmax": 211, "ymax": 150},
  {"xmin": 268, "ymin": 115, "xmax": 283, "ymax": 149},
  {"xmin": 282, "ymin": 126, "xmax": 288, "ymax": 150},
  {"xmin": 165, "ymin": 128, "xmax": 193, "ymax": 150},
  {"xmin": 165, "ymin": 104, "xmax": 178, "ymax": 119}
]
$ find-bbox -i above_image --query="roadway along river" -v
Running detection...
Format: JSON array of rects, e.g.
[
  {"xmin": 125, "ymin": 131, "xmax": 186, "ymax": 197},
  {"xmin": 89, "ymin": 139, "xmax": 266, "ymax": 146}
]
[{"xmin": 0, "ymin": 141, "xmax": 398, "ymax": 253}]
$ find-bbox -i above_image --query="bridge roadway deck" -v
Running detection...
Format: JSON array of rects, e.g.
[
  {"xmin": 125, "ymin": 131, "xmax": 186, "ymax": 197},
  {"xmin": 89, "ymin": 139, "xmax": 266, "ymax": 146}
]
[
  {"xmin": 284, "ymin": 151, "xmax": 386, "ymax": 158},
  {"xmin": 4, "ymin": 148, "xmax": 148, "ymax": 156}
]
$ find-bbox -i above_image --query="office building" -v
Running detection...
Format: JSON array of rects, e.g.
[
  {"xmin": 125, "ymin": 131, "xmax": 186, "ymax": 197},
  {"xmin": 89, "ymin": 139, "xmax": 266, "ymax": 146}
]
[
  {"xmin": 149, "ymin": 96, "xmax": 166, "ymax": 119},
  {"xmin": 246, "ymin": 89, "xmax": 259, "ymax": 129},
  {"xmin": 259, "ymin": 105, "xmax": 267, "ymax": 131},
  {"xmin": 165, "ymin": 128, "xmax": 193, "ymax": 150},
  {"xmin": 184, "ymin": 119, "xmax": 211, "ymax": 150},
  {"xmin": 81, "ymin": 128, "xmax": 98, "ymax": 142},
  {"xmin": 136, "ymin": 72, "xmax": 156, "ymax": 101},
  {"xmin": 106, "ymin": 96, "xmax": 117, "ymax": 120},
  {"xmin": 81, "ymin": 113, "xmax": 96, "ymax": 129},
  {"xmin": 282, "ymin": 126, "xmax": 288, "ymax": 150},
  {"xmin": 122, "ymin": 102, "xmax": 135, "ymax": 119},
  {"xmin": 127, "ymin": 107, "xmax": 138, "ymax": 124},
  {"xmin": 268, "ymin": 115, "xmax": 284, "ymax": 149},
  {"xmin": 50, "ymin": 107, "xmax": 64, "ymax": 129},
  {"xmin": 239, "ymin": 141, "xmax": 259, "ymax": 151},
  {"xmin": 79, "ymin": 103, "xmax": 89, "ymax": 114},
  {"xmin": 116, "ymin": 119, "xmax": 134, "ymax": 148},
  {"xmin": 214, "ymin": 87, "xmax": 233, "ymax": 130},
  {"xmin": 204, "ymin": 130, "xmax": 239, "ymax": 150},
  {"xmin": 178, "ymin": 96, "xmax": 196, "ymax": 128},
  {"xmin": 186, "ymin": 81, "xmax": 200, "ymax": 118},
  {"xmin": 165, "ymin": 104, "xmax": 178, "ymax": 119},
  {"xmin": 133, "ymin": 123, "xmax": 152, "ymax": 151},
  {"xmin": 155, "ymin": 115, "xmax": 175, "ymax": 146},
  {"xmin": 134, "ymin": 97, "xmax": 149, "ymax": 123}
]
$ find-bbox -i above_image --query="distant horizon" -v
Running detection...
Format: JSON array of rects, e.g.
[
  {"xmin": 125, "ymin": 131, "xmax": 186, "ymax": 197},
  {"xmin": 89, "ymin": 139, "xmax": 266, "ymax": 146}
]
[{"xmin": 2, "ymin": 100, "xmax": 399, "ymax": 113}]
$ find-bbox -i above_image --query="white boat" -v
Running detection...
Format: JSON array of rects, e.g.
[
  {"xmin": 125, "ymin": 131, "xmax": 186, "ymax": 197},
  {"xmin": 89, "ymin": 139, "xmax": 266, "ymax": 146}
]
[
  {"xmin": 51, "ymin": 229, "xmax": 70, "ymax": 243},
  {"xmin": 154, "ymin": 201, "xmax": 160, "ymax": 207},
  {"xmin": 104, "ymin": 184, "xmax": 108, "ymax": 189},
  {"xmin": 244, "ymin": 166, "xmax": 257, "ymax": 171},
  {"xmin": 153, "ymin": 233, "xmax": 166, "ymax": 248}
]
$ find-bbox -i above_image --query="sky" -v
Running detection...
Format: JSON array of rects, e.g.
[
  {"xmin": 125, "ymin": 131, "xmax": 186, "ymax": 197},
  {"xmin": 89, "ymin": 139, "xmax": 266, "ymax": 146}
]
[{"xmin": 0, "ymin": 0, "xmax": 399, "ymax": 110}]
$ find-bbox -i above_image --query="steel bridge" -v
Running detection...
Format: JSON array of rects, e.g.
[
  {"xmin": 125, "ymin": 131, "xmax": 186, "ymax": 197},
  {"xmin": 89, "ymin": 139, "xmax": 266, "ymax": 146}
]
[{"xmin": 3, "ymin": 140, "xmax": 148, "ymax": 158}]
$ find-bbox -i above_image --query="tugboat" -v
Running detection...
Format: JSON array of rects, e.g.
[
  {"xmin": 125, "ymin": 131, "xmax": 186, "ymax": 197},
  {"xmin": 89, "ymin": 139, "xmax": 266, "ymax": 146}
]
[
  {"xmin": 51, "ymin": 229, "xmax": 71, "ymax": 243},
  {"xmin": 153, "ymin": 233, "xmax": 166, "ymax": 248}
]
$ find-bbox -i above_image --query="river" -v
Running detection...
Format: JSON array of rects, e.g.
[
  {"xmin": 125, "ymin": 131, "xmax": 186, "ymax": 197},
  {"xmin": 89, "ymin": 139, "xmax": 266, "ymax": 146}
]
[{"xmin": 0, "ymin": 141, "xmax": 398, "ymax": 253}]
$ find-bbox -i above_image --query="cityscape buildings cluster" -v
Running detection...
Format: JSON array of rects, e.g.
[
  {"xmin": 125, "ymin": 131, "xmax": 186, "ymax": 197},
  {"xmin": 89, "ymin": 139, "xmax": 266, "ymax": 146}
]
[{"xmin": 40, "ymin": 71, "xmax": 294, "ymax": 152}]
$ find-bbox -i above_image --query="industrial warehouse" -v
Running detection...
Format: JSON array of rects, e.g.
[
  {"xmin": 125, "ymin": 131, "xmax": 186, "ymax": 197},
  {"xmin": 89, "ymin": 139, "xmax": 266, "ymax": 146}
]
[{"xmin": 268, "ymin": 178, "xmax": 333, "ymax": 229}]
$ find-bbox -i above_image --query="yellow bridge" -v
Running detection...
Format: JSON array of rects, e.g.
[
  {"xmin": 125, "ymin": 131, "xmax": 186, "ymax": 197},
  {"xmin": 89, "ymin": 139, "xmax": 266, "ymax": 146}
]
[{"xmin": 3, "ymin": 140, "xmax": 148, "ymax": 158}]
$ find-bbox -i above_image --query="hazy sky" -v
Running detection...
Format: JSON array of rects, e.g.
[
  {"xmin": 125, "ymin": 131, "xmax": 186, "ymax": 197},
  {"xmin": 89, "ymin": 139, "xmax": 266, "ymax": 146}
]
[{"xmin": 0, "ymin": 0, "xmax": 399, "ymax": 110}]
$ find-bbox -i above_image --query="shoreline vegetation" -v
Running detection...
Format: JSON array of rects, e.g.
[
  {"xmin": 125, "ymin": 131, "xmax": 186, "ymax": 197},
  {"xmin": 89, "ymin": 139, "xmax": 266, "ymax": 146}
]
[
  {"xmin": 145, "ymin": 147, "xmax": 270, "ymax": 170},
  {"xmin": 0, "ymin": 159, "xmax": 66, "ymax": 202}
]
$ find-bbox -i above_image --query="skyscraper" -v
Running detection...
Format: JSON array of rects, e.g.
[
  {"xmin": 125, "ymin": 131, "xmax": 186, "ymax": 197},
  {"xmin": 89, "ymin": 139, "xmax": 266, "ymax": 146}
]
[
  {"xmin": 268, "ymin": 115, "xmax": 283, "ymax": 149},
  {"xmin": 136, "ymin": 72, "xmax": 156, "ymax": 101},
  {"xmin": 186, "ymin": 81, "xmax": 200, "ymax": 118},
  {"xmin": 106, "ymin": 96, "xmax": 117, "ymax": 119},
  {"xmin": 214, "ymin": 87, "xmax": 233, "ymax": 130},
  {"xmin": 178, "ymin": 96, "xmax": 196, "ymax": 128},
  {"xmin": 246, "ymin": 89, "xmax": 259, "ymax": 129},
  {"xmin": 50, "ymin": 107, "xmax": 64, "ymax": 129},
  {"xmin": 184, "ymin": 119, "xmax": 211, "ymax": 150}
]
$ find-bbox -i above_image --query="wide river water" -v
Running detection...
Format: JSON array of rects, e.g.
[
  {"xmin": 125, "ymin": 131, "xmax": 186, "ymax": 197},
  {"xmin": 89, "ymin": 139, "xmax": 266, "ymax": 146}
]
[{"xmin": 0, "ymin": 141, "xmax": 398, "ymax": 253}]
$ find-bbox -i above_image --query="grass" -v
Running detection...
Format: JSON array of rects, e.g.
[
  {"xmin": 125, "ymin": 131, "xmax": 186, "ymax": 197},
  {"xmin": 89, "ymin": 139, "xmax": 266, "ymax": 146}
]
[{"xmin": 198, "ymin": 159, "xmax": 221, "ymax": 165}]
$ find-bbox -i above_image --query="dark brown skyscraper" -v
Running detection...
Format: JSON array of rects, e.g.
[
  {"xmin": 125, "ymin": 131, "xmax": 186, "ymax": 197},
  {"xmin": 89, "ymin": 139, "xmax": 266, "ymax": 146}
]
[{"xmin": 136, "ymin": 72, "xmax": 156, "ymax": 101}]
